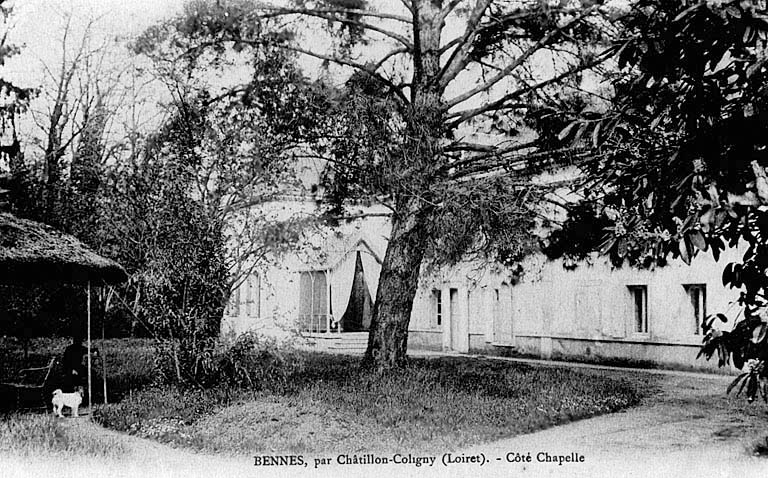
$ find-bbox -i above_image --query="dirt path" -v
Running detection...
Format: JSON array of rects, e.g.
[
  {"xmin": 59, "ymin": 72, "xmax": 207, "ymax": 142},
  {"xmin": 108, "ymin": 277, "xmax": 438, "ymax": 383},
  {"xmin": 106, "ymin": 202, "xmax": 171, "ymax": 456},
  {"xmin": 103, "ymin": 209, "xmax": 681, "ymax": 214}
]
[
  {"xmin": 1, "ymin": 418, "xmax": 256, "ymax": 478},
  {"xmin": 458, "ymin": 371, "xmax": 768, "ymax": 477},
  {"xmin": 2, "ymin": 360, "xmax": 766, "ymax": 478}
]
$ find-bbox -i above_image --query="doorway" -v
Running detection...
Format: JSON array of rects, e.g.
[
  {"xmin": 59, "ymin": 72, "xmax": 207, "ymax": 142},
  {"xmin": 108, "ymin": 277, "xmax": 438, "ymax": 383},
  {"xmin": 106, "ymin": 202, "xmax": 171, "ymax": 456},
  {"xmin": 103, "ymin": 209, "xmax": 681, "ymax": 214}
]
[
  {"xmin": 448, "ymin": 288, "xmax": 469, "ymax": 352},
  {"xmin": 340, "ymin": 251, "xmax": 373, "ymax": 331}
]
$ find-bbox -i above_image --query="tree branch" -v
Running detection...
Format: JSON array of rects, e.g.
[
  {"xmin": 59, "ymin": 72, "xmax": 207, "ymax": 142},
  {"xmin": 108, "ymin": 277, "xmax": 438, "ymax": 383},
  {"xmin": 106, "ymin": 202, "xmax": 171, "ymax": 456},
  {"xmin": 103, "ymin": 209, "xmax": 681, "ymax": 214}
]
[
  {"xmin": 438, "ymin": 36, "xmax": 463, "ymax": 54},
  {"xmin": 438, "ymin": 0, "xmax": 492, "ymax": 88},
  {"xmin": 447, "ymin": 52, "xmax": 609, "ymax": 128},
  {"xmin": 445, "ymin": 141, "xmax": 499, "ymax": 153},
  {"xmin": 266, "ymin": 42, "xmax": 410, "ymax": 106},
  {"xmin": 260, "ymin": 6, "xmax": 412, "ymax": 23},
  {"xmin": 444, "ymin": 139, "xmax": 539, "ymax": 165},
  {"xmin": 373, "ymin": 47, "xmax": 410, "ymax": 71},
  {"xmin": 328, "ymin": 212, "xmax": 394, "ymax": 221},
  {"xmin": 442, "ymin": 5, "xmax": 599, "ymax": 109},
  {"xmin": 447, "ymin": 145, "xmax": 593, "ymax": 181},
  {"xmin": 186, "ymin": 38, "xmax": 410, "ymax": 106},
  {"xmin": 437, "ymin": 0, "xmax": 465, "ymax": 25},
  {"xmin": 281, "ymin": 10, "xmax": 413, "ymax": 49},
  {"xmin": 398, "ymin": 0, "xmax": 414, "ymax": 14}
]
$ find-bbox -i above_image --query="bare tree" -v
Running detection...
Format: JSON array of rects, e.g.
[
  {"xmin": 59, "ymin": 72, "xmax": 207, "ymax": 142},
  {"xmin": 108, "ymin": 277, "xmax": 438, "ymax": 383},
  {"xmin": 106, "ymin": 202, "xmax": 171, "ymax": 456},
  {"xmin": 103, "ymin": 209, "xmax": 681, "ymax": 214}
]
[
  {"xmin": 0, "ymin": 0, "xmax": 34, "ymax": 209},
  {"xmin": 22, "ymin": 12, "xmax": 129, "ymax": 222}
]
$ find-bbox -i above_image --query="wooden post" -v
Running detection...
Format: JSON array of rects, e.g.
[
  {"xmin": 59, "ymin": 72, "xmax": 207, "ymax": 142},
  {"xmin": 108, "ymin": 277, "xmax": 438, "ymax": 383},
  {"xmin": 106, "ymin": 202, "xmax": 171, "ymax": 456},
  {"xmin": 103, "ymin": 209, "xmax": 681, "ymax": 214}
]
[
  {"xmin": 102, "ymin": 288, "xmax": 107, "ymax": 405},
  {"xmin": 325, "ymin": 270, "xmax": 331, "ymax": 334},
  {"xmin": 87, "ymin": 281, "xmax": 92, "ymax": 416}
]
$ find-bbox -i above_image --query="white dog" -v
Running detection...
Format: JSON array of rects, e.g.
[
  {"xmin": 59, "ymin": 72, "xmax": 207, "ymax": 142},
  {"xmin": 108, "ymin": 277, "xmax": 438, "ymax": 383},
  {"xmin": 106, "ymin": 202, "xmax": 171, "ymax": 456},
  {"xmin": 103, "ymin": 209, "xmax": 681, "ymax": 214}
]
[{"xmin": 51, "ymin": 388, "xmax": 83, "ymax": 417}]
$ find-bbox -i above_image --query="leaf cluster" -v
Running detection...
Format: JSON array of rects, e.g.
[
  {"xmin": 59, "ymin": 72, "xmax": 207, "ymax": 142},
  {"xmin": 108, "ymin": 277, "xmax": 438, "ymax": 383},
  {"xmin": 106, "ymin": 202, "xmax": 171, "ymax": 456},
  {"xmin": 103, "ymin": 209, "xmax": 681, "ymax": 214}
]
[
  {"xmin": 558, "ymin": 0, "xmax": 768, "ymax": 385},
  {"xmin": 471, "ymin": 0, "xmax": 606, "ymax": 61},
  {"xmin": 699, "ymin": 310, "xmax": 768, "ymax": 402},
  {"xmin": 423, "ymin": 176, "xmax": 540, "ymax": 269},
  {"xmin": 541, "ymin": 201, "xmax": 613, "ymax": 267}
]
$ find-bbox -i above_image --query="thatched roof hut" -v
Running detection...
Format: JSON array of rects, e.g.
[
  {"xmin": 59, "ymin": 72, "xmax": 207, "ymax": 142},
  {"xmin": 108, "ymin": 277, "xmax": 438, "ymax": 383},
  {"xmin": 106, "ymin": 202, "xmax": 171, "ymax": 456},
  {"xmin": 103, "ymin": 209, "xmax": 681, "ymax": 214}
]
[{"xmin": 0, "ymin": 212, "xmax": 127, "ymax": 284}]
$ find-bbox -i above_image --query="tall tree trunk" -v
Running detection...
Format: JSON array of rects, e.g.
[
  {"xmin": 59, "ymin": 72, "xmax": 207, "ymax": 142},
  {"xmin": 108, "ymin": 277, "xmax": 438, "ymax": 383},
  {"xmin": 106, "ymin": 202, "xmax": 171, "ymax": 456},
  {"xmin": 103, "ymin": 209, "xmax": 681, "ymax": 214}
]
[
  {"xmin": 364, "ymin": 0, "xmax": 445, "ymax": 369},
  {"xmin": 364, "ymin": 197, "xmax": 429, "ymax": 368}
]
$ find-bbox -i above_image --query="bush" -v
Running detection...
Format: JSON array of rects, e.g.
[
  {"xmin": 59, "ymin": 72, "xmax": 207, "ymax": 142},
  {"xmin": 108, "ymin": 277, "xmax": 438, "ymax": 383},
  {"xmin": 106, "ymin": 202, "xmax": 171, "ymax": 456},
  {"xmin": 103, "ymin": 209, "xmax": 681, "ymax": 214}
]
[
  {"xmin": 95, "ymin": 335, "xmax": 308, "ymax": 443},
  {"xmin": 94, "ymin": 385, "xmax": 234, "ymax": 433},
  {"xmin": 202, "ymin": 332, "xmax": 305, "ymax": 392}
]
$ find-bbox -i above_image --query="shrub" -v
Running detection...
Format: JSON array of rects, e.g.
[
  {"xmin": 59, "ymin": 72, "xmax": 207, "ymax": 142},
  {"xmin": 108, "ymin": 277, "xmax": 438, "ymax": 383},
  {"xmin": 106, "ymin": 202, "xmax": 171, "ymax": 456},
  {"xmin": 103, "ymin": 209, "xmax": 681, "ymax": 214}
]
[
  {"xmin": 94, "ymin": 386, "xmax": 232, "ymax": 432},
  {"xmin": 95, "ymin": 353, "xmax": 654, "ymax": 455},
  {"xmin": 203, "ymin": 332, "xmax": 305, "ymax": 392}
]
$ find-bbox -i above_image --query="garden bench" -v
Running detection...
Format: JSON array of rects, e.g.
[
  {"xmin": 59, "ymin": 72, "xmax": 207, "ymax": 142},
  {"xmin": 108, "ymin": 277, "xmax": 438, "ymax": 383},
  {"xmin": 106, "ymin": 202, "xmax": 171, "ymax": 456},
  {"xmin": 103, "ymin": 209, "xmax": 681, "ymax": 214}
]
[{"xmin": 0, "ymin": 358, "xmax": 58, "ymax": 411}]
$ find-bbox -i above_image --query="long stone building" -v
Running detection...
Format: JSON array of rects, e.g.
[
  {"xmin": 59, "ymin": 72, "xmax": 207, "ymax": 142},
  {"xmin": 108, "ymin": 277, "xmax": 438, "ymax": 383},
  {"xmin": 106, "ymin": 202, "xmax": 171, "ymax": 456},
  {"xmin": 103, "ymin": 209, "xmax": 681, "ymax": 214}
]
[{"xmin": 221, "ymin": 199, "xmax": 740, "ymax": 372}]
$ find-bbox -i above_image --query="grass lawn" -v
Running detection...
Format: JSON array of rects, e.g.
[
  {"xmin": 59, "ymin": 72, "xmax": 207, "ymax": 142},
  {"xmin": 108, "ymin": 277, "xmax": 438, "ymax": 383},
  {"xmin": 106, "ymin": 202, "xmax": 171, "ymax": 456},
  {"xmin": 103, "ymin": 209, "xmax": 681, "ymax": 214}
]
[
  {"xmin": 0, "ymin": 336, "xmax": 156, "ymax": 407},
  {"xmin": 0, "ymin": 337, "xmax": 659, "ymax": 457},
  {"xmin": 94, "ymin": 351, "xmax": 659, "ymax": 455},
  {"xmin": 0, "ymin": 413, "xmax": 126, "ymax": 458},
  {"xmin": 0, "ymin": 336, "xmax": 155, "ymax": 457}
]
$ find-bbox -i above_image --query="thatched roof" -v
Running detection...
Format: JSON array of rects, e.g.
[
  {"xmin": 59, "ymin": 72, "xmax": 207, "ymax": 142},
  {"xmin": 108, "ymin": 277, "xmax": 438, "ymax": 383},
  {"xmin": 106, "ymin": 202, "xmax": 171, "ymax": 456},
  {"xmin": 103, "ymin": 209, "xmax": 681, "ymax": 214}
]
[{"xmin": 0, "ymin": 212, "xmax": 128, "ymax": 284}]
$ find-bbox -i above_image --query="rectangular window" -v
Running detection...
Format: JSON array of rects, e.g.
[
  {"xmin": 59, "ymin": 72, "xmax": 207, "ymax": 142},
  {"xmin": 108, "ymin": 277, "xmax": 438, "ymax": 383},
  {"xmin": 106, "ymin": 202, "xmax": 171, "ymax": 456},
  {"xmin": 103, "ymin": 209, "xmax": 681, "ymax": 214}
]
[
  {"xmin": 299, "ymin": 271, "xmax": 328, "ymax": 332},
  {"xmin": 433, "ymin": 289, "xmax": 442, "ymax": 327},
  {"xmin": 684, "ymin": 284, "xmax": 706, "ymax": 335},
  {"xmin": 628, "ymin": 285, "xmax": 648, "ymax": 334},
  {"xmin": 491, "ymin": 288, "xmax": 501, "ymax": 342},
  {"xmin": 245, "ymin": 278, "xmax": 251, "ymax": 318},
  {"xmin": 246, "ymin": 274, "xmax": 260, "ymax": 318},
  {"xmin": 227, "ymin": 287, "xmax": 240, "ymax": 317}
]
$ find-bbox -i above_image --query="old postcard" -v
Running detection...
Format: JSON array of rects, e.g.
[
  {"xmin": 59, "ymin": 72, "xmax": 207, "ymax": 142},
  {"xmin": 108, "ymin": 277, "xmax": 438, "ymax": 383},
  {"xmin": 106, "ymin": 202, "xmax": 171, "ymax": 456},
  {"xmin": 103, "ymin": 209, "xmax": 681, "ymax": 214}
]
[{"xmin": 1, "ymin": 0, "xmax": 766, "ymax": 476}]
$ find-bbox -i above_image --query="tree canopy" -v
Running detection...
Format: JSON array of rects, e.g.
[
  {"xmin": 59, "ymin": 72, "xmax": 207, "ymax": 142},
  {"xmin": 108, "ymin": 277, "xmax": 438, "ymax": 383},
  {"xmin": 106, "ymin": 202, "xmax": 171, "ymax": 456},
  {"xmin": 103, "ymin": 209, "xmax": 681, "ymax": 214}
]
[
  {"xmin": 554, "ymin": 0, "xmax": 768, "ymax": 401},
  {"xmin": 161, "ymin": 0, "xmax": 623, "ymax": 368}
]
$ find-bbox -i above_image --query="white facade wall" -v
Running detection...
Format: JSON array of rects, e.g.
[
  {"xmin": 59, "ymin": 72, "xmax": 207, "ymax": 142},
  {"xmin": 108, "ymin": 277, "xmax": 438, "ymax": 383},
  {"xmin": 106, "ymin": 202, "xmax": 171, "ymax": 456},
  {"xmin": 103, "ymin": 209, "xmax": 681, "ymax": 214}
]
[
  {"xmin": 409, "ymin": 247, "xmax": 743, "ymax": 370},
  {"xmin": 222, "ymin": 202, "xmax": 743, "ymax": 371},
  {"xmin": 221, "ymin": 201, "xmax": 389, "ymax": 341}
]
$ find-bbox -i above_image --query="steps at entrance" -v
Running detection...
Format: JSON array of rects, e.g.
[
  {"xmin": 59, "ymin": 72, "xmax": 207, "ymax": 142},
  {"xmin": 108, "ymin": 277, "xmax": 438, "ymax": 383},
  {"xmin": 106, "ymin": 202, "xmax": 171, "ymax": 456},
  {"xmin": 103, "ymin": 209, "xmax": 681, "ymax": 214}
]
[{"xmin": 303, "ymin": 332, "xmax": 369, "ymax": 354}]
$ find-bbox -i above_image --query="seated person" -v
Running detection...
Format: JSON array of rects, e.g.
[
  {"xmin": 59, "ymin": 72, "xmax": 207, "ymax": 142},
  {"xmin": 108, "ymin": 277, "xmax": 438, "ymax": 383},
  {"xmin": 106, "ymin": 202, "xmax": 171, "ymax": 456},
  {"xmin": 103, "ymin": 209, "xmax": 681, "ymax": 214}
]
[{"xmin": 61, "ymin": 337, "xmax": 98, "ymax": 392}]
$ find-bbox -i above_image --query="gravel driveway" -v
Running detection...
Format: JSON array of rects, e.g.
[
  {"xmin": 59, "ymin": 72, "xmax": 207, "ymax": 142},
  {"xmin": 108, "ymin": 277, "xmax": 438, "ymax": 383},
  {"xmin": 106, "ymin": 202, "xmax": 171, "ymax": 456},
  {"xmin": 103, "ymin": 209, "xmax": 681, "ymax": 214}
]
[{"xmin": 455, "ymin": 358, "xmax": 768, "ymax": 478}]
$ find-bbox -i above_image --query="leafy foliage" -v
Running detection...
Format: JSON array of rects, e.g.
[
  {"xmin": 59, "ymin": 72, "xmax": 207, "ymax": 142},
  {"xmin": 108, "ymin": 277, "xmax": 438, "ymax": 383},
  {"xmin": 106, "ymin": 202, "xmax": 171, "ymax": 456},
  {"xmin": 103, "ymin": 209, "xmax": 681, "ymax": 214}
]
[
  {"xmin": 144, "ymin": 0, "xmax": 625, "ymax": 368},
  {"xmin": 553, "ymin": 0, "xmax": 768, "ymax": 398},
  {"xmin": 424, "ymin": 176, "xmax": 541, "ymax": 267},
  {"xmin": 542, "ymin": 202, "xmax": 613, "ymax": 268},
  {"xmin": 203, "ymin": 331, "xmax": 306, "ymax": 391},
  {"xmin": 101, "ymin": 97, "xmax": 228, "ymax": 384},
  {"xmin": 470, "ymin": 0, "xmax": 607, "ymax": 61},
  {"xmin": 114, "ymin": 28, "xmax": 342, "ymax": 382}
]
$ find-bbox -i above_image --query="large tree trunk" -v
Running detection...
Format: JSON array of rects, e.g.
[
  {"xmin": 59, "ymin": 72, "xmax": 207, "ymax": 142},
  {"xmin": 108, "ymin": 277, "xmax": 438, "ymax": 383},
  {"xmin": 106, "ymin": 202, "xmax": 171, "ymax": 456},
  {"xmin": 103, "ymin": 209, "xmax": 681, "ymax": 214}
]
[
  {"xmin": 363, "ymin": 197, "xmax": 429, "ymax": 368},
  {"xmin": 363, "ymin": 0, "xmax": 445, "ymax": 369}
]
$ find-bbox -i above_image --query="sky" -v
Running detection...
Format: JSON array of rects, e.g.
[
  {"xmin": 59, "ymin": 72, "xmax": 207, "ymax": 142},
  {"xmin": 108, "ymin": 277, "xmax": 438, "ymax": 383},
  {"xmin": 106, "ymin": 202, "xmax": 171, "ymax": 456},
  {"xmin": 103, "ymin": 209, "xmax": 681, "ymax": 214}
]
[
  {"xmin": 0, "ymin": 0, "xmax": 329, "ymax": 185},
  {"xmin": 0, "ymin": 0, "xmax": 201, "ymax": 162},
  {"xmin": 0, "ymin": 0, "xmax": 613, "ymax": 161},
  {"xmin": 5, "ymin": 0, "xmax": 398, "ymax": 88},
  {"xmin": 6, "ymin": 0, "xmax": 188, "ymax": 88}
]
